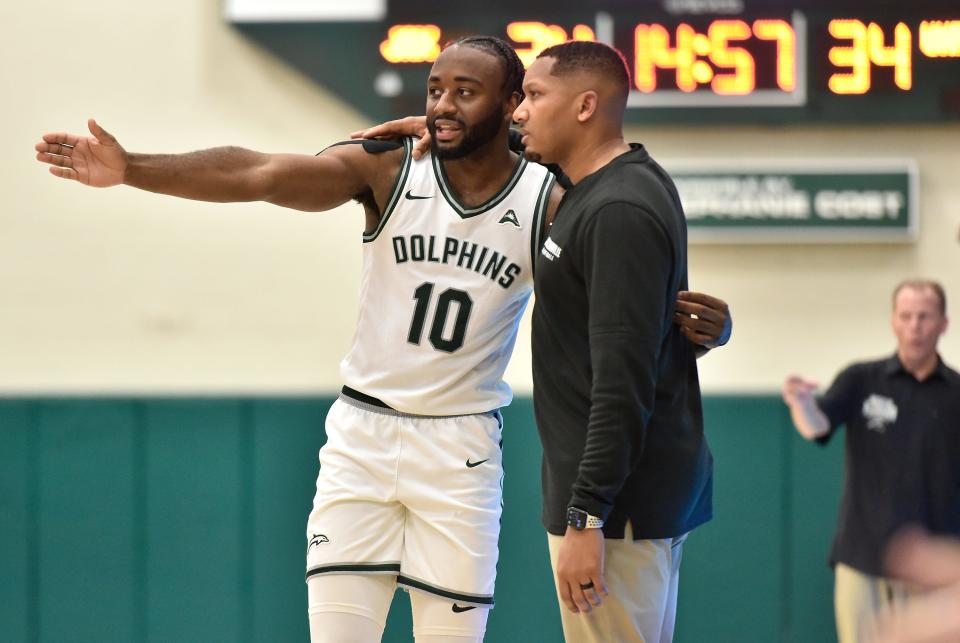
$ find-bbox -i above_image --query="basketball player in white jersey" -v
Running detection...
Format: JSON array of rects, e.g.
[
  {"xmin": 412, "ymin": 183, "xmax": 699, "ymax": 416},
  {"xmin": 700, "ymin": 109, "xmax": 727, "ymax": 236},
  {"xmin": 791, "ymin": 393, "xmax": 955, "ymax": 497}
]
[{"xmin": 35, "ymin": 36, "xmax": 729, "ymax": 643}]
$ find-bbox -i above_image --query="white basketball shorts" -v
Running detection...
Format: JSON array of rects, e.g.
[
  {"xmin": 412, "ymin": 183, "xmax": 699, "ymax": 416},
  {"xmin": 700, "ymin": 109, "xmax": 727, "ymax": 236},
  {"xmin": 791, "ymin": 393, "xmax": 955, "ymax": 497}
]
[{"xmin": 305, "ymin": 390, "xmax": 504, "ymax": 608}]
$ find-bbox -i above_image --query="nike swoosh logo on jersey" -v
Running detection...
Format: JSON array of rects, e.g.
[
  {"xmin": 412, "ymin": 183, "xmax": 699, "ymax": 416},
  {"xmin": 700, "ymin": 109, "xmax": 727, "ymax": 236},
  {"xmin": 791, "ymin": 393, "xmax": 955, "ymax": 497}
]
[
  {"xmin": 405, "ymin": 190, "xmax": 433, "ymax": 200},
  {"xmin": 452, "ymin": 604, "xmax": 476, "ymax": 613},
  {"xmin": 465, "ymin": 458, "xmax": 489, "ymax": 468}
]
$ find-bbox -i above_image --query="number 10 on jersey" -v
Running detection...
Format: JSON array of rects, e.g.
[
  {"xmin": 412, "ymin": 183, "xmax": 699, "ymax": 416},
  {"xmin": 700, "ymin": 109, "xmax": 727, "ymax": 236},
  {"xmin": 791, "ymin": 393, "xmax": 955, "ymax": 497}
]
[{"xmin": 407, "ymin": 282, "xmax": 473, "ymax": 353}]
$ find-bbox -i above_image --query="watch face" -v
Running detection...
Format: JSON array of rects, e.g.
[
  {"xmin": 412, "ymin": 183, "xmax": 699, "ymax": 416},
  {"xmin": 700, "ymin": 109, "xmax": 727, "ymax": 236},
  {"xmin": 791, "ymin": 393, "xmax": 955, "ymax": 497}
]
[{"xmin": 566, "ymin": 507, "xmax": 586, "ymax": 529}]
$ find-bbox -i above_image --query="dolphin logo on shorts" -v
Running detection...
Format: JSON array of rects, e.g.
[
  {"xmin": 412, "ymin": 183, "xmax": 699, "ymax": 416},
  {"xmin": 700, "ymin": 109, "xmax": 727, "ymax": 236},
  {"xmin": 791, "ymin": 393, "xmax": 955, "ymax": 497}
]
[{"xmin": 308, "ymin": 533, "xmax": 330, "ymax": 550}]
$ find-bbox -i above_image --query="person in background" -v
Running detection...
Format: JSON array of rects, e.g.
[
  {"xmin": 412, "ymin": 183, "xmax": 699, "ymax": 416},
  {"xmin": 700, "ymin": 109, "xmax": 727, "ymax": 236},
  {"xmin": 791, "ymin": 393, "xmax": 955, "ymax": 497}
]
[{"xmin": 782, "ymin": 279, "xmax": 960, "ymax": 643}]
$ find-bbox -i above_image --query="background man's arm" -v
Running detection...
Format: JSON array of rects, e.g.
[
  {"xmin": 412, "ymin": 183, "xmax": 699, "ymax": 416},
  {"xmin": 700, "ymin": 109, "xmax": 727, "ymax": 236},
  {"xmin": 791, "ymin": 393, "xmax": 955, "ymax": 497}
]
[
  {"xmin": 782, "ymin": 375, "xmax": 831, "ymax": 440},
  {"xmin": 36, "ymin": 119, "xmax": 384, "ymax": 212}
]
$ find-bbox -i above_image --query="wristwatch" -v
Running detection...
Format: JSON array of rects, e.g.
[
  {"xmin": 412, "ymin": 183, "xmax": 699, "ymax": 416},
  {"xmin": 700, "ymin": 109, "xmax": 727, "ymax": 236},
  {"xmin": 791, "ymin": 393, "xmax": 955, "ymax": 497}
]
[{"xmin": 566, "ymin": 506, "xmax": 604, "ymax": 530}]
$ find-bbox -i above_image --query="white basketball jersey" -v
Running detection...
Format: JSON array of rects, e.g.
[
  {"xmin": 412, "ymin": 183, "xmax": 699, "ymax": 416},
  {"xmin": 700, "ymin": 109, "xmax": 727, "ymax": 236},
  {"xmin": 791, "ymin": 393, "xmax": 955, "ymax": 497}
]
[{"xmin": 340, "ymin": 137, "xmax": 555, "ymax": 415}]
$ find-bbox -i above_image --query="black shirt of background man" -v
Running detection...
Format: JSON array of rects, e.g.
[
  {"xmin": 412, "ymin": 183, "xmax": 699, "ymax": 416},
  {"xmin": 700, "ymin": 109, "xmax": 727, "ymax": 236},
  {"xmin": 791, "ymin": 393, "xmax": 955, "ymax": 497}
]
[
  {"xmin": 532, "ymin": 144, "xmax": 713, "ymax": 540},
  {"xmin": 818, "ymin": 354, "xmax": 960, "ymax": 576}
]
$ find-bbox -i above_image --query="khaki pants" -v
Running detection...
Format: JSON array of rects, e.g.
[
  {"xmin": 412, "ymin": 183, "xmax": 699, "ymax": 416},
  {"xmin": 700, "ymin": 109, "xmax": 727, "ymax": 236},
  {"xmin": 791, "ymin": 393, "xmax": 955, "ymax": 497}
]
[
  {"xmin": 547, "ymin": 524, "xmax": 686, "ymax": 643},
  {"xmin": 834, "ymin": 563, "xmax": 911, "ymax": 643}
]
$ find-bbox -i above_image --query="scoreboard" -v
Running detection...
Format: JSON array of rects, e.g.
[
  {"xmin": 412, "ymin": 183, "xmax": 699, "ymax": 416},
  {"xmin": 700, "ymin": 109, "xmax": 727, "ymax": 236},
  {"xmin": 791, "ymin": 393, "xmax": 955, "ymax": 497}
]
[{"xmin": 230, "ymin": 1, "xmax": 960, "ymax": 123}]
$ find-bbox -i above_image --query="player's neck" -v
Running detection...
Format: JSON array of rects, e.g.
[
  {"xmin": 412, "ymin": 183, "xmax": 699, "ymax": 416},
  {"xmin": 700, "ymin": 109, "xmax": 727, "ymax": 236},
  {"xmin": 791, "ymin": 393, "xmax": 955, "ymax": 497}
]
[
  {"xmin": 440, "ymin": 137, "xmax": 518, "ymax": 207},
  {"xmin": 560, "ymin": 133, "xmax": 630, "ymax": 186}
]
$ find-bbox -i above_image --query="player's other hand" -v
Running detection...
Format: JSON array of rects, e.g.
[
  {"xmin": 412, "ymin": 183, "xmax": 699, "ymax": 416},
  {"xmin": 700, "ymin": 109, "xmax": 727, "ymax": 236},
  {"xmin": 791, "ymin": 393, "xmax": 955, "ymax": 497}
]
[
  {"xmin": 867, "ymin": 528, "xmax": 960, "ymax": 643},
  {"xmin": 351, "ymin": 116, "xmax": 431, "ymax": 160},
  {"xmin": 35, "ymin": 119, "xmax": 127, "ymax": 187},
  {"xmin": 782, "ymin": 375, "xmax": 818, "ymax": 406},
  {"xmin": 675, "ymin": 290, "xmax": 731, "ymax": 349}
]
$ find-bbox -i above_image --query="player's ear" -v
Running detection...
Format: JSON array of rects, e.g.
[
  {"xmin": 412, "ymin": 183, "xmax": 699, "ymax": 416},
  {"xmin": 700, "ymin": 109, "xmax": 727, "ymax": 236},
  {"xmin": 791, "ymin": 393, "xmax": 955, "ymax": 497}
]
[
  {"xmin": 504, "ymin": 91, "xmax": 522, "ymax": 119},
  {"xmin": 576, "ymin": 90, "xmax": 599, "ymax": 122}
]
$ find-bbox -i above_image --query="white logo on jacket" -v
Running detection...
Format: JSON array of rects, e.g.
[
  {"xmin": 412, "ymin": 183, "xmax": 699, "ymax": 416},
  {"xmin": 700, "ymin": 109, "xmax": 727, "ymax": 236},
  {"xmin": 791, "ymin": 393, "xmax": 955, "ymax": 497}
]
[
  {"xmin": 862, "ymin": 394, "xmax": 898, "ymax": 432},
  {"xmin": 541, "ymin": 237, "xmax": 562, "ymax": 261}
]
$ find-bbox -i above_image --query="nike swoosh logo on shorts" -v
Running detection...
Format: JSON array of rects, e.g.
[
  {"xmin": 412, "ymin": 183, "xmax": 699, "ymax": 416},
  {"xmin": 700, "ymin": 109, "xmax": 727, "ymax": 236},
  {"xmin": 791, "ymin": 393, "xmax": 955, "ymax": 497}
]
[
  {"xmin": 405, "ymin": 190, "xmax": 432, "ymax": 200},
  {"xmin": 465, "ymin": 459, "xmax": 489, "ymax": 468},
  {"xmin": 452, "ymin": 604, "xmax": 476, "ymax": 613}
]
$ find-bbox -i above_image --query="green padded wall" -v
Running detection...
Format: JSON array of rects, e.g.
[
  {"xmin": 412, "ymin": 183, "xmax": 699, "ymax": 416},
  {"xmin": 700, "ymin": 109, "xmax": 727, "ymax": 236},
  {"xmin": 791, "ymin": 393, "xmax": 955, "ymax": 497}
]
[{"xmin": 0, "ymin": 396, "xmax": 842, "ymax": 642}]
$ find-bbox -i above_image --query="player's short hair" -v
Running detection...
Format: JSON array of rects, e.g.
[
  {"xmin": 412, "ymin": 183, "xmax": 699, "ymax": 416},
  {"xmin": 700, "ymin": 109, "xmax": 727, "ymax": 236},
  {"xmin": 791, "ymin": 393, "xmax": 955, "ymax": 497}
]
[
  {"xmin": 446, "ymin": 35, "xmax": 525, "ymax": 100},
  {"xmin": 537, "ymin": 41, "xmax": 631, "ymax": 102},
  {"xmin": 893, "ymin": 279, "xmax": 947, "ymax": 315}
]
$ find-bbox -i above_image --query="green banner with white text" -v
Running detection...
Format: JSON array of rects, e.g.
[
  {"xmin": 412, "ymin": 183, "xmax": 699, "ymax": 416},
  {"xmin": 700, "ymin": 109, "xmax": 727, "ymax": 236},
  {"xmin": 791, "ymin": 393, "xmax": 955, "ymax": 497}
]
[{"xmin": 670, "ymin": 161, "xmax": 918, "ymax": 243}]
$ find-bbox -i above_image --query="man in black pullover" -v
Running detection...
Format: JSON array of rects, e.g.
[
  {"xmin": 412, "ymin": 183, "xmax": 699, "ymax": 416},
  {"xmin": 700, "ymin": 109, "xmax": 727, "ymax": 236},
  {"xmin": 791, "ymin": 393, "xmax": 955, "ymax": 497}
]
[{"xmin": 513, "ymin": 41, "xmax": 713, "ymax": 643}]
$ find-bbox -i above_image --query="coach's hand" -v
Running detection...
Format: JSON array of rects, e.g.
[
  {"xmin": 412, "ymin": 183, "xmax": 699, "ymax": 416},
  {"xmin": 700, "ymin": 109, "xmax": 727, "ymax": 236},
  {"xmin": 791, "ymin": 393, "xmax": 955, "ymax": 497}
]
[
  {"xmin": 351, "ymin": 116, "xmax": 431, "ymax": 160},
  {"xmin": 556, "ymin": 527, "xmax": 608, "ymax": 614},
  {"xmin": 675, "ymin": 290, "xmax": 731, "ymax": 349},
  {"xmin": 35, "ymin": 119, "xmax": 127, "ymax": 187}
]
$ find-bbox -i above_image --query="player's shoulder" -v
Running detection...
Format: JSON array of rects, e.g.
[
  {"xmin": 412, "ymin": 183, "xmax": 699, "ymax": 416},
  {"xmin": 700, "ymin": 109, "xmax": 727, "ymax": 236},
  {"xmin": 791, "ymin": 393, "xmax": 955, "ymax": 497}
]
[
  {"xmin": 317, "ymin": 137, "xmax": 413, "ymax": 179},
  {"xmin": 319, "ymin": 137, "xmax": 411, "ymax": 163},
  {"xmin": 323, "ymin": 138, "xmax": 406, "ymax": 155}
]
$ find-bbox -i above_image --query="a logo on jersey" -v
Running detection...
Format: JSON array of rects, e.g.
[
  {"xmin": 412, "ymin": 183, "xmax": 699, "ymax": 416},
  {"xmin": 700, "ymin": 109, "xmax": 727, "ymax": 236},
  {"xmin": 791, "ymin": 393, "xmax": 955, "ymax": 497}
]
[
  {"xmin": 862, "ymin": 394, "xmax": 898, "ymax": 432},
  {"xmin": 405, "ymin": 189, "xmax": 433, "ymax": 200},
  {"xmin": 308, "ymin": 533, "xmax": 330, "ymax": 550},
  {"xmin": 393, "ymin": 234, "xmax": 522, "ymax": 289},
  {"xmin": 541, "ymin": 237, "xmax": 563, "ymax": 262},
  {"xmin": 498, "ymin": 209, "xmax": 520, "ymax": 228},
  {"xmin": 452, "ymin": 604, "xmax": 476, "ymax": 613},
  {"xmin": 466, "ymin": 458, "xmax": 489, "ymax": 468}
]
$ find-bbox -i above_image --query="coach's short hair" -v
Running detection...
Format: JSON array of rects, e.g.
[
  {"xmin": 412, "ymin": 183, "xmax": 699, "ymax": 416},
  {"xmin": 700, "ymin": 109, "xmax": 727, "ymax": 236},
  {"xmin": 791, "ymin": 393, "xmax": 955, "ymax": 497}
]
[
  {"xmin": 893, "ymin": 279, "xmax": 947, "ymax": 315},
  {"xmin": 537, "ymin": 41, "xmax": 631, "ymax": 100}
]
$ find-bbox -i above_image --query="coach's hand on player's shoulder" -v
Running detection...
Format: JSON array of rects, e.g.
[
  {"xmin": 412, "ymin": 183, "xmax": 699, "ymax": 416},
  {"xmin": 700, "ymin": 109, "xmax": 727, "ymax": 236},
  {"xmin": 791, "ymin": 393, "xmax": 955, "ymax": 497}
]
[
  {"xmin": 351, "ymin": 116, "xmax": 431, "ymax": 160},
  {"xmin": 675, "ymin": 290, "xmax": 731, "ymax": 349},
  {"xmin": 555, "ymin": 528, "xmax": 608, "ymax": 615},
  {"xmin": 35, "ymin": 118, "xmax": 127, "ymax": 188}
]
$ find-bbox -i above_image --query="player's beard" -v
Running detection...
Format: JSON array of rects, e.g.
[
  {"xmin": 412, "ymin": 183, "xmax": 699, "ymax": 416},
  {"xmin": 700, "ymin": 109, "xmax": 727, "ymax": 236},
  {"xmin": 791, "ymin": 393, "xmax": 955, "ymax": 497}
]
[{"xmin": 428, "ymin": 107, "xmax": 504, "ymax": 160}]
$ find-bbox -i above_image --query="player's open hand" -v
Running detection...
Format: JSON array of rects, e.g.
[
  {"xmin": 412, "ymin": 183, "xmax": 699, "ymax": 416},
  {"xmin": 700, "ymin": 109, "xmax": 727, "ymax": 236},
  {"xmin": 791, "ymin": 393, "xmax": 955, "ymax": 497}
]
[
  {"xmin": 675, "ymin": 290, "xmax": 731, "ymax": 349},
  {"xmin": 35, "ymin": 119, "xmax": 127, "ymax": 187},
  {"xmin": 351, "ymin": 116, "xmax": 431, "ymax": 160}
]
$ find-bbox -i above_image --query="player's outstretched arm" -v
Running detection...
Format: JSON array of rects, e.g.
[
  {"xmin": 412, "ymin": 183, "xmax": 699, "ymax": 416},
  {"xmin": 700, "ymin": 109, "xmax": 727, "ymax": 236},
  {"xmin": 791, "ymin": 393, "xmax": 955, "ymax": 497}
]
[
  {"xmin": 35, "ymin": 119, "xmax": 383, "ymax": 212},
  {"xmin": 781, "ymin": 375, "xmax": 830, "ymax": 439}
]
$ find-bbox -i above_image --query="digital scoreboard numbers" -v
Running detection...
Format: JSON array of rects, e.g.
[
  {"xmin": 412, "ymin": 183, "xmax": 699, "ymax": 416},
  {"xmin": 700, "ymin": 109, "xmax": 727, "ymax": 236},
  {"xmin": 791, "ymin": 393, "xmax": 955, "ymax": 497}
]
[
  {"xmin": 378, "ymin": 14, "xmax": 808, "ymax": 106},
  {"xmin": 229, "ymin": 3, "xmax": 960, "ymax": 123},
  {"xmin": 628, "ymin": 14, "xmax": 806, "ymax": 106}
]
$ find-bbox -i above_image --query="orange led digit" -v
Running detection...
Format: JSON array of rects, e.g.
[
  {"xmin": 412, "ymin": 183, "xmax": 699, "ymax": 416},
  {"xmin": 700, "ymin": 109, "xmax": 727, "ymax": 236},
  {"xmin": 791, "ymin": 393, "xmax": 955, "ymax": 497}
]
[
  {"xmin": 634, "ymin": 23, "xmax": 697, "ymax": 93},
  {"xmin": 507, "ymin": 22, "xmax": 594, "ymax": 68},
  {"xmin": 380, "ymin": 24, "xmax": 442, "ymax": 63},
  {"xmin": 867, "ymin": 22, "xmax": 912, "ymax": 90},
  {"xmin": 507, "ymin": 22, "xmax": 568, "ymax": 68},
  {"xmin": 753, "ymin": 19, "xmax": 796, "ymax": 91},
  {"xmin": 708, "ymin": 20, "xmax": 755, "ymax": 95},
  {"xmin": 828, "ymin": 19, "xmax": 870, "ymax": 94},
  {"xmin": 571, "ymin": 24, "xmax": 597, "ymax": 42},
  {"xmin": 919, "ymin": 20, "xmax": 960, "ymax": 57}
]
